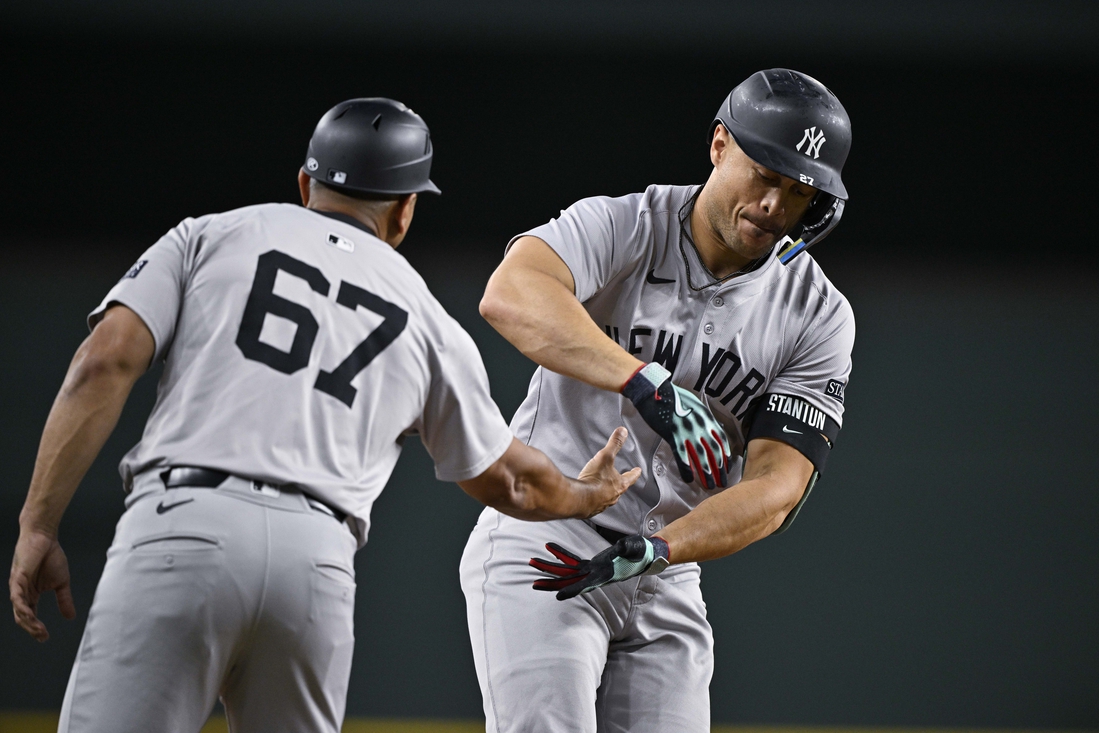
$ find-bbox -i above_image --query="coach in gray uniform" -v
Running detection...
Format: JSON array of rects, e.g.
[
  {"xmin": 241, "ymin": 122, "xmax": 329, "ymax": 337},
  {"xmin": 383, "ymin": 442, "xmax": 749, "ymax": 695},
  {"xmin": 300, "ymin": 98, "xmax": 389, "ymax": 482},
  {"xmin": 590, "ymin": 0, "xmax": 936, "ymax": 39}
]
[
  {"xmin": 9, "ymin": 98, "xmax": 640, "ymax": 733},
  {"xmin": 461, "ymin": 69, "xmax": 855, "ymax": 731}
]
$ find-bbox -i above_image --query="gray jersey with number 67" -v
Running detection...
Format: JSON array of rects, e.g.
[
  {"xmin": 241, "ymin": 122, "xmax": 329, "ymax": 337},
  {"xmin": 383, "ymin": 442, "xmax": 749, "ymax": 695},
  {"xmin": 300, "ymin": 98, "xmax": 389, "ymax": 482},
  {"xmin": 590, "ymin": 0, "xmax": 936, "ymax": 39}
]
[
  {"xmin": 508, "ymin": 184, "xmax": 855, "ymax": 536},
  {"xmin": 89, "ymin": 203, "xmax": 514, "ymax": 547}
]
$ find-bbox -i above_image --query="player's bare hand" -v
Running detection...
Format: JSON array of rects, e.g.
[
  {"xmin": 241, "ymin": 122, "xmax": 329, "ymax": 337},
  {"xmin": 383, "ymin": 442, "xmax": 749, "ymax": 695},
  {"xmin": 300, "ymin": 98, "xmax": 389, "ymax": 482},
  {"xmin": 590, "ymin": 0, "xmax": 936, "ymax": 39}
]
[
  {"xmin": 575, "ymin": 427, "xmax": 642, "ymax": 518},
  {"xmin": 10, "ymin": 528, "xmax": 76, "ymax": 642}
]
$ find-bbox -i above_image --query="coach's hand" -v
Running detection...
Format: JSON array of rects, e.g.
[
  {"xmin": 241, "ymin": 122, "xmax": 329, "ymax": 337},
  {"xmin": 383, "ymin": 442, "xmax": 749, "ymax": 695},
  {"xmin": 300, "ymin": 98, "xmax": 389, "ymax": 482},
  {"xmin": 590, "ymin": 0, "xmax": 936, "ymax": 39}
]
[
  {"xmin": 10, "ymin": 528, "xmax": 76, "ymax": 642},
  {"xmin": 574, "ymin": 427, "xmax": 643, "ymax": 518},
  {"xmin": 621, "ymin": 362, "xmax": 730, "ymax": 489},
  {"xmin": 530, "ymin": 534, "xmax": 671, "ymax": 600}
]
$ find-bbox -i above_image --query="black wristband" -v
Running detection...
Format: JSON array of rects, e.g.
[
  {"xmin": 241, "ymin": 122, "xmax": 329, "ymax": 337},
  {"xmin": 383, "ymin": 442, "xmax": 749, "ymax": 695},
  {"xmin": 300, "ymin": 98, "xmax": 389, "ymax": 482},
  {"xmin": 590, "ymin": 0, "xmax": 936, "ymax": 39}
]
[{"xmin": 650, "ymin": 536, "xmax": 671, "ymax": 564}]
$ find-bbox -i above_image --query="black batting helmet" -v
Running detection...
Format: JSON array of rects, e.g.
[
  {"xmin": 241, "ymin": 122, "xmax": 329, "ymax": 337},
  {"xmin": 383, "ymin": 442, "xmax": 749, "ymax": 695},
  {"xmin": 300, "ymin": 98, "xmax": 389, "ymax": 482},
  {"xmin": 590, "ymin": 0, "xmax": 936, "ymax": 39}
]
[
  {"xmin": 710, "ymin": 69, "xmax": 851, "ymax": 260},
  {"xmin": 304, "ymin": 98, "xmax": 441, "ymax": 196}
]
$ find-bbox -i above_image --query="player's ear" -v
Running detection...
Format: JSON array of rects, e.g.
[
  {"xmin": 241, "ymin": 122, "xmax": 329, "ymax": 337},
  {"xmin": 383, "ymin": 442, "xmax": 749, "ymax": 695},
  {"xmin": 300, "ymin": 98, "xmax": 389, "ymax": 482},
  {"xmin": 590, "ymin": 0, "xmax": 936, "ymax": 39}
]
[
  {"xmin": 386, "ymin": 193, "xmax": 417, "ymax": 247},
  {"xmin": 395, "ymin": 193, "xmax": 417, "ymax": 233},
  {"xmin": 710, "ymin": 124, "xmax": 731, "ymax": 168},
  {"xmin": 298, "ymin": 169, "xmax": 312, "ymax": 206}
]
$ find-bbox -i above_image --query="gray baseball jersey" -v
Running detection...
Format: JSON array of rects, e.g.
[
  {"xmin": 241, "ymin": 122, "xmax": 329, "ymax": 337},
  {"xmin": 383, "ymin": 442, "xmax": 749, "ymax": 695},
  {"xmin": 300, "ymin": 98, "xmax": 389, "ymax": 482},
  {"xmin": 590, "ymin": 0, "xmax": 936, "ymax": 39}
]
[
  {"xmin": 509, "ymin": 183, "xmax": 855, "ymax": 534},
  {"xmin": 462, "ymin": 183, "xmax": 855, "ymax": 733},
  {"xmin": 90, "ymin": 203, "xmax": 514, "ymax": 546},
  {"xmin": 61, "ymin": 203, "xmax": 513, "ymax": 733}
]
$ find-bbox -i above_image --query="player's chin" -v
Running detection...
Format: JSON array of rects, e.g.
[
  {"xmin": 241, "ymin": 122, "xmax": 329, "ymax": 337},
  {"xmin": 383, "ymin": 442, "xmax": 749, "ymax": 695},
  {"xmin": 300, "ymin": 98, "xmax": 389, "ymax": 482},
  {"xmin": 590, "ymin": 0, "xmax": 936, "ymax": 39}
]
[
  {"xmin": 734, "ymin": 227, "xmax": 778, "ymax": 259},
  {"xmin": 735, "ymin": 223, "xmax": 779, "ymax": 257}
]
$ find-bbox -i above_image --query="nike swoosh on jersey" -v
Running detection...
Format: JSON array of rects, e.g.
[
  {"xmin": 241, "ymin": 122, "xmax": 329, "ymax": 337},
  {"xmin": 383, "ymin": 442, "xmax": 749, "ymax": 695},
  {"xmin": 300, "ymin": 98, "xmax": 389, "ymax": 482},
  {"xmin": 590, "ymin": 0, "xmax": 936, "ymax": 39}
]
[
  {"xmin": 781, "ymin": 425, "xmax": 803, "ymax": 434},
  {"xmin": 672, "ymin": 389, "xmax": 692, "ymax": 418},
  {"xmin": 156, "ymin": 498, "xmax": 195, "ymax": 514},
  {"xmin": 646, "ymin": 268, "xmax": 675, "ymax": 285}
]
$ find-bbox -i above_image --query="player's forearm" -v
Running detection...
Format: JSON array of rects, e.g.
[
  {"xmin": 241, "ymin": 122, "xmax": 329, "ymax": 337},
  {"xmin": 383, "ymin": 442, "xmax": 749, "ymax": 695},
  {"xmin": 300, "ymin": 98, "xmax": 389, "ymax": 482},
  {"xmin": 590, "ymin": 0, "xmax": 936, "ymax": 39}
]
[
  {"xmin": 656, "ymin": 476, "xmax": 800, "ymax": 564},
  {"xmin": 460, "ymin": 435, "xmax": 633, "ymax": 521},
  {"xmin": 465, "ymin": 443, "xmax": 591, "ymax": 521},
  {"xmin": 480, "ymin": 267, "xmax": 642, "ymax": 393},
  {"xmin": 20, "ymin": 343, "xmax": 142, "ymax": 536},
  {"xmin": 506, "ymin": 457, "xmax": 595, "ymax": 521},
  {"xmin": 658, "ymin": 439, "xmax": 814, "ymax": 564}
]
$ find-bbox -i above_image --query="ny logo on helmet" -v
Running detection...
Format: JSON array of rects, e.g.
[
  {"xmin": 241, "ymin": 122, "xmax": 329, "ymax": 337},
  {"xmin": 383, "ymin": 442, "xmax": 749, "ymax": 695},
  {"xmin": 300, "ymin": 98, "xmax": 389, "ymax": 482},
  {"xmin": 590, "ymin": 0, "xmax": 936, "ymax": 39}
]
[{"xmin": 796, "ymin": 127, "xmax": 826, "ymax": 159}]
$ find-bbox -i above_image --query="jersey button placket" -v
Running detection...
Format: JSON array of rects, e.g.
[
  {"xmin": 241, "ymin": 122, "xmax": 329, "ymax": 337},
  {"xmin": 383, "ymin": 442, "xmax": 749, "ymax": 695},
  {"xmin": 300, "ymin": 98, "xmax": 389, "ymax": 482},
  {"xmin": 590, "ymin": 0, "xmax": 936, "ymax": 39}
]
[{"xmin": 703, "ymin": 323, "xmax": 714, "ymax": 335}]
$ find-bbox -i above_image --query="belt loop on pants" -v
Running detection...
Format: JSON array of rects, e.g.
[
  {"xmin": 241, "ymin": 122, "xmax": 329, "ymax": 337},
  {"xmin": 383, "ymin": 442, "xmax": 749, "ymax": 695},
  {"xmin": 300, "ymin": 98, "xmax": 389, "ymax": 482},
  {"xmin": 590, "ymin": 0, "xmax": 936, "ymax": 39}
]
[{"xmin": 159, "ymin": 466, "xmax": 348, "ymax": 524}]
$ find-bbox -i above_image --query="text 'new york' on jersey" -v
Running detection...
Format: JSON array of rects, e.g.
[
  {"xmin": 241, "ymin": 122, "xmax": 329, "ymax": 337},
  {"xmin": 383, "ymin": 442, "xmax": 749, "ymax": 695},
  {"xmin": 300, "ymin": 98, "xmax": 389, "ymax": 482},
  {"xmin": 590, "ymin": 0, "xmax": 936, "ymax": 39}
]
[{"xmin": 507, "ymin": 184, "xmax": 854, "ymax": 536}]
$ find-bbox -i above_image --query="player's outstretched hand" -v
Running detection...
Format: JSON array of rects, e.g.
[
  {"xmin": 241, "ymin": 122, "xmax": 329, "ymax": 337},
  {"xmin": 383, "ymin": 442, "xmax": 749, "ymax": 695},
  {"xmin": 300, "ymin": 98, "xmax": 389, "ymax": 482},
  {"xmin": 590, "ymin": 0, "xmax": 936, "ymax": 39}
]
[
  {"xmin": 574, "ymin": 427, "xmax": 643, "ymax": 519},
  {"xmin": 621, "ymin": 362, "xmax": 731, "ymax": 489},
  {"xmin": 9, "ymin": 528, "xmax": 76, "ymax": 642},
  {"xmin": 529, "ymin": 534, "xmax": 671, "ymax": 600}
]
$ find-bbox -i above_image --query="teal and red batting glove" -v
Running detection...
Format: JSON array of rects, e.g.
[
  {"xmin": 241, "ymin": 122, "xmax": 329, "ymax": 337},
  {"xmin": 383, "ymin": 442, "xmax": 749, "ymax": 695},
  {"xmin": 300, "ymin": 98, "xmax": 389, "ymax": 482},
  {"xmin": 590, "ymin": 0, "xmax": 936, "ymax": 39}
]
[
  {"xmin": 621, "ymin": 362, "xmax": 731, "ymax": 489},
  {"xmin": 530, "ymin": 535, "xmax": 671, "ymax": 601}
]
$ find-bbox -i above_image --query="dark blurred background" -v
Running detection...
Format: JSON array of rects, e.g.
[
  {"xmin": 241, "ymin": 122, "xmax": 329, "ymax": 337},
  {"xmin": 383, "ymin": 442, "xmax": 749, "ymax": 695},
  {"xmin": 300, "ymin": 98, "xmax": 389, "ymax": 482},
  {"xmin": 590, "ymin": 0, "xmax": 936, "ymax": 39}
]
[{"xmin": 2, "ymin": 1, "xmax": 1097, "ymax": 728}]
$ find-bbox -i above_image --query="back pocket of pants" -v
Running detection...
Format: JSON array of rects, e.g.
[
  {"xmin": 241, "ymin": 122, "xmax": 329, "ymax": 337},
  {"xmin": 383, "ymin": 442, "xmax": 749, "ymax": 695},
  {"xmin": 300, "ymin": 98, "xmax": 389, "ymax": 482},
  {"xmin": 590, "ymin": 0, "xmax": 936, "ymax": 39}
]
[
  {"xmin": 309, "ymin": 561, "xmax": 355, "ymax": 623},
  {"xmin": 131, "ymin": 531, "xmax": 221, "ymax": 551}
]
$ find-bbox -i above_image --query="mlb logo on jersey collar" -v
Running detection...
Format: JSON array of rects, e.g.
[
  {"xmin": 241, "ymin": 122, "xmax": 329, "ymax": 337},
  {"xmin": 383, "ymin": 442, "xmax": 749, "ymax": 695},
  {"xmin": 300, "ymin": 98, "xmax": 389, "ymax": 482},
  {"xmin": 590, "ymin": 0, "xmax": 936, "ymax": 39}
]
[{"xmin": 327, "ymin": 232, "xmax": 355, "ymax": 253}]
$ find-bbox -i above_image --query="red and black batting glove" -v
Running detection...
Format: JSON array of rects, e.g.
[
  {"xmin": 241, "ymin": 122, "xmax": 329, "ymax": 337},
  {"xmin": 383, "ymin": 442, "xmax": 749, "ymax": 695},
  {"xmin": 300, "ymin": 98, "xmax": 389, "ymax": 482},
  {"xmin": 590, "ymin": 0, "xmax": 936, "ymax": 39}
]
[
  {"xmin": 621, "ymin": 362, "xmax": 731, "ymax": 489},
  {"xmin": 529, "ymin": 535, "xmax": 671, "ymax": 601}
]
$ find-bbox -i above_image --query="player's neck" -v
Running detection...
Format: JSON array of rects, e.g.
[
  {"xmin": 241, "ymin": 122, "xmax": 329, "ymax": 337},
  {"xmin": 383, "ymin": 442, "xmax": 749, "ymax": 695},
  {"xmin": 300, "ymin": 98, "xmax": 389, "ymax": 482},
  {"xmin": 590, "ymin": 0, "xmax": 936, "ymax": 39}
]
[
  {"xmin": 689, "ymin": 192, "xmax": 756, "ymax": 279},
  {"xmin": 307, "ymin": 203, "xmax": 381, "ymax": 237}
]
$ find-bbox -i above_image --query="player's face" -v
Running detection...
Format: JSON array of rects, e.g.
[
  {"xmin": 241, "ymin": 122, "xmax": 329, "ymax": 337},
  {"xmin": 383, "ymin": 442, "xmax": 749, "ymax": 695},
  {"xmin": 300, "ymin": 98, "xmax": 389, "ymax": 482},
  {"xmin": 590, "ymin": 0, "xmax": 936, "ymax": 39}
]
[{"xmin": 702, "ymin": 131, "xmax": 816, "ymax": 261}]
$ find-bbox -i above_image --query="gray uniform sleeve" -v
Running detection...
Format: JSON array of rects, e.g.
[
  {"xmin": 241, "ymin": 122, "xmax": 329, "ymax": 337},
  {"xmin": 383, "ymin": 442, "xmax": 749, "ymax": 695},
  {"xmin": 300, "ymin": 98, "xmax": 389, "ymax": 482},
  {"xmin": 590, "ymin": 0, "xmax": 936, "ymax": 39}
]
[
  {"xmin": 748, "ymin": 295, "xmax": 855, "ymax": 532},
  {"xmin": 768, "ymin": 294, "xmax": 855, "ymax": 428},
  {"xmin": 416, "ymin": 317, "xmax": 514, "ymax": 483},
  {"xmin": 87, "ymin": 217, "xmax": 202, "ymax": 362},
  {"xmin": 511, "ymin": 194, "xmax": 643, "ymax": 303},
  {"xmin": 746, "ymin": 291, "xmax": 854, "ymax": 477}
]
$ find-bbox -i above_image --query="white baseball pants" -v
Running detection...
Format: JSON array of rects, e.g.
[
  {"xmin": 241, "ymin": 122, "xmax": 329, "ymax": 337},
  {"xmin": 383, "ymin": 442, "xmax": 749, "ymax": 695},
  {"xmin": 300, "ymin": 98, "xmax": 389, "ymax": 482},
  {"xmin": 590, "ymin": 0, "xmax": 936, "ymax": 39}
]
[
  {"xmin": 460, "ymin": 508, "xmax": 713, "ymax": 733},
  {"xmin": 58, "ymin": 473, "xmax": 357, "ymax": 733}
]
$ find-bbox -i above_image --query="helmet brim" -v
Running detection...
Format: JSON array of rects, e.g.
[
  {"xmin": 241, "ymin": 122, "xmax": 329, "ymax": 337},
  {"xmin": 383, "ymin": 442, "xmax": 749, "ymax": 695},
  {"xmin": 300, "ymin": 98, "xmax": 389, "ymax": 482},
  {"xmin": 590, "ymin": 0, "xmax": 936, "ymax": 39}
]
[{"xmin": 729, "ymin": 125, "xmax": 848, "ymax": 200}]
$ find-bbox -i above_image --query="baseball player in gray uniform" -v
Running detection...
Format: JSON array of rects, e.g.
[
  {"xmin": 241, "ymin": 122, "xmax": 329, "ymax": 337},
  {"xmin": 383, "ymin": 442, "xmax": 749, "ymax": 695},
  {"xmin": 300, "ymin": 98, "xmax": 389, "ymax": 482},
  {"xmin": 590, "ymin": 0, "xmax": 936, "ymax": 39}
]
[
  {"xmin": 460, "ymin": 69, "xmax": 855, "ymax": 732},
  {"xmin": 9, "ymin": 98, "xmax": 640, "ymax": 733}
]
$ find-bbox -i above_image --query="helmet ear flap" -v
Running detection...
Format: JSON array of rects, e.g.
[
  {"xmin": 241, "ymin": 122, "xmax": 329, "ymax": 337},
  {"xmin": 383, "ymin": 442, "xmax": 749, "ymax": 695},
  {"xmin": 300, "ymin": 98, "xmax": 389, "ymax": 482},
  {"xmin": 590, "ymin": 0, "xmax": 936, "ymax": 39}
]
[{"xmin": 778, "ymin": 196, "xmax": 845, "ymax": 264}]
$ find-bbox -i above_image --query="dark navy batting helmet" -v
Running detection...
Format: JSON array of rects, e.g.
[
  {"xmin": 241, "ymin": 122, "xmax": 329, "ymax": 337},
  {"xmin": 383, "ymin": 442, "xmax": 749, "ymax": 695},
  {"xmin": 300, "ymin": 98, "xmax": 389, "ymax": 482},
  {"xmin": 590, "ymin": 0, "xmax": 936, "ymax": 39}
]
[
  {"xmin": 710, "ymin": 69, "xmax": 851, "ymax": 260},
  {"xmin": 304, "ymin": 98, "xmax": 441, "ymax": 196}
]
